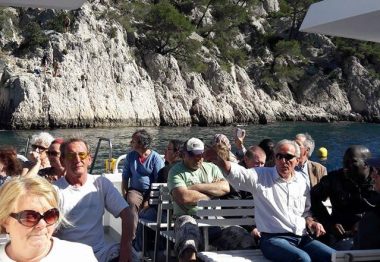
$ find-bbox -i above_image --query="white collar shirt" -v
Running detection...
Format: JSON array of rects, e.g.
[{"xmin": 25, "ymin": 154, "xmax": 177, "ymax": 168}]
[
  {"xmin": 227, "ymin": 163, "xmax": 311, "ymax": 236},
  {"xmin": 296, "ymin": 160, "xmax": 311, "ymax": 190}
]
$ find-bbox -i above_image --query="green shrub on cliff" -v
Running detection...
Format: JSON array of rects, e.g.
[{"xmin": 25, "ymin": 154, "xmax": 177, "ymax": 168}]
[
  {"xmin": 18, "ymin": 22, "xmax": 48, "ymax": 53},
  {"xmin": 142, "ymin": 1, "xmax": 195, "ymax": 55}
]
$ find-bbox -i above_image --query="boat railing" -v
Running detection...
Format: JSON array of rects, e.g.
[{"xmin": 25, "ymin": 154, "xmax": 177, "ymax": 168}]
[
  {"xmin": 90, "ymin": 137, "xmax": 113, "ymax": 174},
  {"xmin": 113, "ymin": 154, "xmax": 126, "ymax": 174},
  {"xmin": 24, "ymin": 136, "xmax": 31, "ymax": 157}
]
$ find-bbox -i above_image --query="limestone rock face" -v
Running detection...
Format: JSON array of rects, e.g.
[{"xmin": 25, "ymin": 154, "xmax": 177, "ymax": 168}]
[
  {"xmin": 0, "ymin": 2, "xmax": 379, "ymax": 129},
  {"xmin": 0, "ymin": 4, "xmax": 161, "ymax": 128},
  {"xmin": 344, "ymin": 57, "xmax": 380, "ymax": 120}
]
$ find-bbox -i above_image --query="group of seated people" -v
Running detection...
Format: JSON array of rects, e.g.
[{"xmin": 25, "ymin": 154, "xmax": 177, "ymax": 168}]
[
  {"xmin": 121, "ymin": 129, "xmax": 380, "ymax": 262},
  {"xmin": 0, "ymin": 129, "xmax": 379, "ymax": 262}
]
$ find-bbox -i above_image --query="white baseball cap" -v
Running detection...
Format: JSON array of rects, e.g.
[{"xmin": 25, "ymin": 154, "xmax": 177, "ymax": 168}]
[{"xmin": 185, "ymin": 138, "xmax": 204, "ymax": 155}]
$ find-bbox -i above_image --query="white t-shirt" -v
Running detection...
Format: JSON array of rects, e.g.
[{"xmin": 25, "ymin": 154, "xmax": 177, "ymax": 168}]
[
  {"xmin": 54, "ymin": 175, "xmax": 128, "ymax": 262},
  {"xmin": 0, "ymin": 237, "xmax": 97, "ymax": 261}
]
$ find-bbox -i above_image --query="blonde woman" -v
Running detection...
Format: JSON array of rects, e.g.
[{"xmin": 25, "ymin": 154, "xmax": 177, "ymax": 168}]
[{"xmin": 0, "ymin": 176, "xmax": 97, "ymax": 261}]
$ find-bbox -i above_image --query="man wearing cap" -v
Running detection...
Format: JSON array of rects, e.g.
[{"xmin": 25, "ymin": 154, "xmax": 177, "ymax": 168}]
[
  {"xmin": 311, "ymin": 145, "xmax": 377, "ymax": 250},
  {"xmin": 168, "ymin": 138, "xmax": 235, "ymax": 262},
  {"xmin": 207, "ymin": 139, "xmax": 335, "ymax": 262}
]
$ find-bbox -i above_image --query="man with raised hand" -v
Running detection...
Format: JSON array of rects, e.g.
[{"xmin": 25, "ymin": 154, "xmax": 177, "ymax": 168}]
[
  {"xmin": 54, "ymin": 137, "xmax": 133, "ymax": 262},
  {"xmin": 206, "ymin": 139, "xmax": 335, "ymax": 262}
]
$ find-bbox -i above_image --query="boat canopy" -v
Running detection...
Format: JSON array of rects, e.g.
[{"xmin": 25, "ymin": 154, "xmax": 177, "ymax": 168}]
[
  {"xmin": 300, "ymin": 0, "xmax": 380, "ymax": 43},
  {"xmin": 0, "ymin": 0, "xmax": 86, "ymax": 10}
]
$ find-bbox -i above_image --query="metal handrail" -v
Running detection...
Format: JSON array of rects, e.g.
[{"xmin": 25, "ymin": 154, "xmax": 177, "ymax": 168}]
[
  {"xmin": 24, "ymin": 136, "xmax": 31, "ymax": 157},
  {"xmin": 90, "ymin": 137, "xmax": 113, "ymax": 174},
  {"xmin": 113, "ymin": 154, "xmax": 126, "ymax": 174}
]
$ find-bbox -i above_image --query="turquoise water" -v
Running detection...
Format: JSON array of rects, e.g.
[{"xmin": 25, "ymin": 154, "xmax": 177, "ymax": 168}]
[{"xmin": 0, "ymin": 122, "xmax": 379, "ymax": 173}]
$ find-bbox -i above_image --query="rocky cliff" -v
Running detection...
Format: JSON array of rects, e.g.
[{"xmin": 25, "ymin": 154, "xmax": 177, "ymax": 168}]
[{"xmin": 0, "ymin": 1, "xmax": 379, "ymax": 129}]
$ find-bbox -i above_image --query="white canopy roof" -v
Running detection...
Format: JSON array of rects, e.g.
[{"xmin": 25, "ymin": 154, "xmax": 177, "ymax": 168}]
[
  {"xmin": 0, "ymin": 0, "xmax": 86, "ymax": 10},
  {"xmin": 300, "ymin": 0, "xmax": 380, "ymax": 43}
]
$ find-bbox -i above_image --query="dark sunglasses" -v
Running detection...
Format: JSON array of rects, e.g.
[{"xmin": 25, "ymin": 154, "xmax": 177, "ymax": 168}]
[
  {"xmin": 10, "ymin": 208, "xmax": 59, "ymax": 227},
  {"xmin": 47, "ymin": 151, "xmax": 60, "ymax": 157},
  {"xmin": 66, "ymin": 152, "xmax": 89, "ymax": 160},
  {"xmin": 275, "ymin": 153, "xmax": 296, "ymax": 161},
  {"xmin": 31, "ymin": 144, "xmax": 48, "ymax": 151}
]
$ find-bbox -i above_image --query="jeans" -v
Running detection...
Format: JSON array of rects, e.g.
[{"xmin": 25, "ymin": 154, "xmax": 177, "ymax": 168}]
[{"xmin": 260, "ymin": 233, "xmax": 335, "ymax": 262}]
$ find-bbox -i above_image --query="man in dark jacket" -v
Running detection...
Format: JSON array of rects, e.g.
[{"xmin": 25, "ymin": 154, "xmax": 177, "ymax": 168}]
[
  {"xmin": 355, "ymin": 157, "xmax": 380, "ymax": 249},
  {"xmin": 311, "ymin": 145, "xmax": 377, "ymax": 250}
]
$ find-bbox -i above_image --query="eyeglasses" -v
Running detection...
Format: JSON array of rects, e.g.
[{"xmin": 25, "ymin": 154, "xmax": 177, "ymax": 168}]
[
  {"xmin": 65, "ymin": 152, "xmax": 89, "ymax": 160},
  {"xmin": 10, "ymin": 208, "xmax": 59, "ymax": 227},
  {"xmin": 31, "ymin": 145, "xmax": 48, "ymax": 151},
  {"xmin": 47, "ymin": 151, "xmax": 60, "ymax": 157},
  {"xmin": 275, "ymin": 153, "xmax": 296, "ymax": 161}
]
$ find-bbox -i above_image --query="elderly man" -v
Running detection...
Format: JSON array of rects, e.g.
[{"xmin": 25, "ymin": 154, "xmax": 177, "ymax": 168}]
[
  {"xmin": 241, "ymin": 145, "xmax": 266, "ymax": 168},
  {"xmin": 54, "ymin": 138, "xmax": 133, "ymax": 262},
  {"xmin": 311, "ymin": 145, "xmax": 377, "ymax": 250},
  {"xmin": 294, "ymin": 133, "xmax": 327, "ymax": 189},
  {"xmin": 208, "ymin": 139, "xmax": 335, "ymax": 262},
  {"xmin": 169, "ymin": 138, "xmax": 256, "ymax": 262}
]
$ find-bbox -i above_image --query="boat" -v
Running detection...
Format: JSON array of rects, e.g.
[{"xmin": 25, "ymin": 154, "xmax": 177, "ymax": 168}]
[{"xmin": 300, "ymin": 0, "xmax": 380, "ymax": 43}]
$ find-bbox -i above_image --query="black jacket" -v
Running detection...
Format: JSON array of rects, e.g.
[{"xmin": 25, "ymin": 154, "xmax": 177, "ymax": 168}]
[{"xmin": 311, "ymin": 168, "xmax": 377, "ymax": 233}]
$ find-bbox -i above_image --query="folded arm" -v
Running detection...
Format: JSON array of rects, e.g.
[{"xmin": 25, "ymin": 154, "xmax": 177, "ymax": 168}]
[
  {"xmin": 188, "ymin": 179, "xmax": 230, "ymax": 197},
  {"xmin": 172, "ymin": 186, "xmax": 211, "ymax": 205}
]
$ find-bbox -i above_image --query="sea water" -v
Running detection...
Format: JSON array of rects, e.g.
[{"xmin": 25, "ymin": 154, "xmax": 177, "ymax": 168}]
[{"xmin": 0, "ymin": 121, "xmax": 379, "ymax": 173}]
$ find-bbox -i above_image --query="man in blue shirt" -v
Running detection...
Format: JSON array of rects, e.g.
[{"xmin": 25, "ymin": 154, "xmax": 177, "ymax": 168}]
[{"xmin": 122, "ymin": 129, "xmax": 165, "ymax": 242}]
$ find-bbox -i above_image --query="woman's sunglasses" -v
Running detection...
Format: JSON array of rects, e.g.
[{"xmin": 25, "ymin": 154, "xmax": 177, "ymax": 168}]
[
  {"xmin": 10, "ymin": 208, "xmax": 59, "ymax": 227},
  {"xmin": 31, "ymin": 145, "xmax": 48, "ymax": 152}
]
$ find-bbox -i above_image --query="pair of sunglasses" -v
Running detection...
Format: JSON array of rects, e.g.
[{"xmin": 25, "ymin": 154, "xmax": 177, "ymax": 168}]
[
  {"xmin": 275, "ymin": 153, "xmax": 296, "ymax": 161},
  {"xmin": 31, "ymin": 144, "xmax": 48, "ymax": 151},
  {"xmin": 65, "ymin": 152, "xmax": 89, "ymax": 160},
  {"xmin": 10, "ymin": 208, "xmax": 59, "ymax": 227},
  {"xmin": 47, "ymin": 151, "xmax": 60, "ymax": 157}
]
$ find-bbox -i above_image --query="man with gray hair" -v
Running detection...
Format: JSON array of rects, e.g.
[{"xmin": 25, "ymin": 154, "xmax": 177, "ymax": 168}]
[
  {"xmin": 294, "ymin": 133, "xmax": 327, "ymax": 189},
  {"xmin": 207, "ymin": 139, "xmax": 335, "ymax": 262}
]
